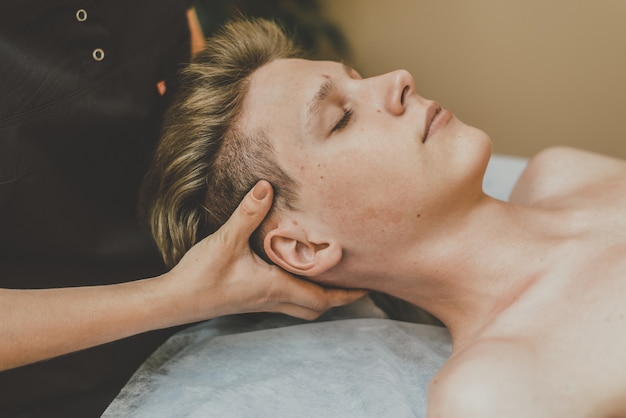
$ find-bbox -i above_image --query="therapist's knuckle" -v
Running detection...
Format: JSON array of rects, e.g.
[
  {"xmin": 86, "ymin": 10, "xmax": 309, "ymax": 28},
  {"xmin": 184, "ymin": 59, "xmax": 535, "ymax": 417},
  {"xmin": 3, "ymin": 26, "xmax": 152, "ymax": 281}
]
[{"xmin": 239, "ymin": 199, "xmax": 258, "ymax": 218}]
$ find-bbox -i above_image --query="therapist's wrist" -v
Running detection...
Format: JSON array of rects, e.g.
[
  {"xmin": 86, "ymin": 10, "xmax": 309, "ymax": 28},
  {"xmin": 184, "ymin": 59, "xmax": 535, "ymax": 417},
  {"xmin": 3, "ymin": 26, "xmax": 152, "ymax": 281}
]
[{"xmin": 147, "ymin": 270, "xmax": 227, "ymax": 328}]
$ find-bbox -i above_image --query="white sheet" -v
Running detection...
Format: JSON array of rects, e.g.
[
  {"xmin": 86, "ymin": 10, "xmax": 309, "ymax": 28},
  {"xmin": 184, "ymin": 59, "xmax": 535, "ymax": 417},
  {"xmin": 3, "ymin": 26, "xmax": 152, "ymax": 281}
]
[
  {"xmin": 104, "ymin": 318, "xmax": 451, "ymax": 418},
  {"xmin": 483, "ymin": 154, "xmax": 527, "ymax": 200}
]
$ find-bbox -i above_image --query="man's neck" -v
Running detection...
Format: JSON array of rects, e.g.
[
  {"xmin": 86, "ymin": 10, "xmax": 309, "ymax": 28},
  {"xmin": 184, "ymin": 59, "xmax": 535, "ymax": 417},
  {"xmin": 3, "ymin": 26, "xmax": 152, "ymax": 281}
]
[{"xmin": 349, "ymin": 194, "xmax": 579, "ymax": 347}]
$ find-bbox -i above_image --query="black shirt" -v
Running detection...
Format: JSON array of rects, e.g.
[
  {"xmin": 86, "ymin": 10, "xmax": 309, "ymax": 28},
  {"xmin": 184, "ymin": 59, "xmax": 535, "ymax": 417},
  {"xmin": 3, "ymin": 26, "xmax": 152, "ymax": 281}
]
[
  {"xmin": 0, "ymin": 1, "xmax": 192, "ymax": 415},
  {"xmin": 0, "ymin": 0, "xmax": 191, "ymax": 261}
]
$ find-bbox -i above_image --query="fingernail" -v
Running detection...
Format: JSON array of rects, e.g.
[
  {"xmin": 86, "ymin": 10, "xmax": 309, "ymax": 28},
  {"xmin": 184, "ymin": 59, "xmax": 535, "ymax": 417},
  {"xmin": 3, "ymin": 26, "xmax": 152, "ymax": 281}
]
[{"xmin": 252, "ymin": 182, "xmax": 268, "ymax": 200}]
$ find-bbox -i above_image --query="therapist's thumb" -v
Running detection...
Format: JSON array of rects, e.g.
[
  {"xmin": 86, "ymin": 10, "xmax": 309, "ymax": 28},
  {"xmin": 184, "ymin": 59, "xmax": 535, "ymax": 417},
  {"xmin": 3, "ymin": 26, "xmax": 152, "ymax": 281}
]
[{"xmin": 224, "ymin": 180, "xmax": 274, "ymax": 243}]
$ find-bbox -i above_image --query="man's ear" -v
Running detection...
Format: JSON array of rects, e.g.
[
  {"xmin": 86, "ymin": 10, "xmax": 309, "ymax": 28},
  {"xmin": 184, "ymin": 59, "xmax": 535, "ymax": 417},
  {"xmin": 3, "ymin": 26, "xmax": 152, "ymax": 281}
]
[{"xmin": 264, "ymin": 225, "xmax": 342, "ymax": 277}]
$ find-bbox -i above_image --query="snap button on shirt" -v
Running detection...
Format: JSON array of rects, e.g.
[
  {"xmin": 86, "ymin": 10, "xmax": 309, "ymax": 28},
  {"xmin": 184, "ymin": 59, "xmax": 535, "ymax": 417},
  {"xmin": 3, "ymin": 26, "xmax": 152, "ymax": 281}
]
[
  {"xmin": 92, "ymin": 47, "xmax": 105, "ymax": 61},
  {"xmin": 76, "ymin": 8, "xmax": 87, "ymax": 22}
]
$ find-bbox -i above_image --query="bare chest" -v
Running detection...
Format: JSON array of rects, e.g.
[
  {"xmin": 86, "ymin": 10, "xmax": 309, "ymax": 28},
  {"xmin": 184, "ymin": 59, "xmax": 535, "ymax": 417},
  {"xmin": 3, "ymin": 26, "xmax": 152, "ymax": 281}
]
[{"xmin": 485, "ymin": 244, "xmax": 626, "ymax": 417}]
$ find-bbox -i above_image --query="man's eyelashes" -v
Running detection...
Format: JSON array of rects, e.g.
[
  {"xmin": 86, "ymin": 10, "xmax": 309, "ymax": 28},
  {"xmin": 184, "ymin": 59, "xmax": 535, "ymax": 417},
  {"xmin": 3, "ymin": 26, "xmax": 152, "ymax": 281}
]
[{"xmin": 332, "ymin": 108, "xmax": 354, "ymax": 132}]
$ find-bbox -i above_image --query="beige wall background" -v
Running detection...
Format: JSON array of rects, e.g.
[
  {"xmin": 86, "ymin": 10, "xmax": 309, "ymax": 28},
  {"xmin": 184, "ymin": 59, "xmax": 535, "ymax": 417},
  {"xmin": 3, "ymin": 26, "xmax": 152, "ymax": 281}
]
[{"xmin": 320, "ymin": 0, "xmax": 626, "ymax": 158}]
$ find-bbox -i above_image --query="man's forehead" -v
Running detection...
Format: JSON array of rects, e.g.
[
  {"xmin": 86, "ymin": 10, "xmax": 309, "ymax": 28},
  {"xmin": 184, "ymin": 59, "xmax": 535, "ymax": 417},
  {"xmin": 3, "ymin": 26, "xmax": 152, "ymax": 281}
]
[
  {"xmin": 247, "ymin": 58, "xmax": 314, "ymax": 103},
  {"xmin": 241, "ymin": 59, "xmax": 314, "ymax": 134}
]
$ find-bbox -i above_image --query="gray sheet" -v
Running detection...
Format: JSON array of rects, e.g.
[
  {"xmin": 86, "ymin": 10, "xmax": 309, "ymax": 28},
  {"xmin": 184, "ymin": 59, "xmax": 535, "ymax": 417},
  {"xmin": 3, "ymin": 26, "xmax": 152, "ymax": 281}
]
[{"xmin": 104, "ymin": 317, "xmax": 451, "ymax": 418}]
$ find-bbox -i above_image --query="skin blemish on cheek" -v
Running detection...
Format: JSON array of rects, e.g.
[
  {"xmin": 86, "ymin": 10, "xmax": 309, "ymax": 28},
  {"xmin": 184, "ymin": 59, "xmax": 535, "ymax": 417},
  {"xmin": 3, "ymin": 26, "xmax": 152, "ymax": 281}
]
[
  {"xmin": 292, "ymin": 220, "xmax": 298, "ymax": 226},
  {"xmin": 416, "ymin": 213, "xmax": 421, "ymax": 218},
  {"xmin": 320, "ymin": 176, "xmax": 324, "ymax": 179}
]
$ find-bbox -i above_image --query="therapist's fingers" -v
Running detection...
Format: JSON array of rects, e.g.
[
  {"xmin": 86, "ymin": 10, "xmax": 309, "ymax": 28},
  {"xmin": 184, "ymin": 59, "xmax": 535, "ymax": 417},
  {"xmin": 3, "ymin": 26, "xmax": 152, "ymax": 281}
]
[
  {"xmin": 313, "ymin": 286, "xmax": 368, "ymax": 310},
  {"xmin": 218, "ymin": 180, "xmax": 273, "ymax": 251},
  {"xmin": 272, "ymin": 288, "xmax": 367, "ymax": 320},
  {"xmin": 265, "ymin": 272, "xmax": 368, "ymax": 319},
  {"xmin": 273, "ymin": 304, "xmax": 325, "ymax": 321}
]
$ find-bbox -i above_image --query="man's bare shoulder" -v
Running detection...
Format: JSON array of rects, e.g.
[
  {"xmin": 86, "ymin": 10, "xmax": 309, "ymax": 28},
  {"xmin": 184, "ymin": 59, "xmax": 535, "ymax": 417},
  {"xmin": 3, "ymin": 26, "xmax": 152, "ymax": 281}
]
[
  {"xmin": 510, "ymin": 146, "xmax": 626, "ymax": 206},
  {"xmin": 427, "ymin": 338, "xmax": 549, "ymax": 418}
]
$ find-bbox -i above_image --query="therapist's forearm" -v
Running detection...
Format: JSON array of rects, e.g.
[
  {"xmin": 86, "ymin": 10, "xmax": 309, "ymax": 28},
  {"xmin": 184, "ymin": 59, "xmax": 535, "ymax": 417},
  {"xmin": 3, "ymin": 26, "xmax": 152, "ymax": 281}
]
[{"xmin": 0, "ymin": 275, "xmax": 187, "ymax": 371}]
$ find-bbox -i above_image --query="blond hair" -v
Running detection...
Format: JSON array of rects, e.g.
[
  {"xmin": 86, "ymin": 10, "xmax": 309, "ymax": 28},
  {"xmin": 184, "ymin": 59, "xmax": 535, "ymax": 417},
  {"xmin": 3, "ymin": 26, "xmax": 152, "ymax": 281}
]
[{"xmin": 141, "ymin": 19, "xmax": 301, "ymax": 267}]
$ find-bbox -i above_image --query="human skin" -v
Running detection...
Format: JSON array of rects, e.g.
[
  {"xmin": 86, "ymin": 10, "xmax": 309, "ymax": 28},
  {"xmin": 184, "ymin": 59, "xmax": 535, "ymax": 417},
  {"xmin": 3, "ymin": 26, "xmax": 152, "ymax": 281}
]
[{"xmin": 239, "ymin": 58, "xmax": 626, "ymax": 417}]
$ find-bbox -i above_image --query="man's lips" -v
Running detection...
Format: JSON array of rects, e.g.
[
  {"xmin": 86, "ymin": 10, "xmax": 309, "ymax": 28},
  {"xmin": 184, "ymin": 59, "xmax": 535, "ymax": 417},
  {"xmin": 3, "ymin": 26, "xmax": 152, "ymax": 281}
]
[{"xmin": 422, "ymin": 103, "xmax": 450, "ymax": 143}]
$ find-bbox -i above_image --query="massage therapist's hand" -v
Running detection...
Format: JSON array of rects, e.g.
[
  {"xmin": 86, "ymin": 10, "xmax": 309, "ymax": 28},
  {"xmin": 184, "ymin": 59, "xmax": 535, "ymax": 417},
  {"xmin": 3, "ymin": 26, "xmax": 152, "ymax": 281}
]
[
  {"xmin": 160, "ymin": 180, "xmax": 367, "ymax": 323},
  {"xmin": 0, "ymin": 181, "xmax": 364, "ymax": 371}
]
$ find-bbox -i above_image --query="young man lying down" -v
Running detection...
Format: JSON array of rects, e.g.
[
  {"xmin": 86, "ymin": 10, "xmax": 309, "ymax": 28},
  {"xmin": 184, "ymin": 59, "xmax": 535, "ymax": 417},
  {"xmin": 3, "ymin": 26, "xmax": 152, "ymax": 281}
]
[{"xmin": 142, "ymin": 18, "xmax": 626, "ymax": 417}]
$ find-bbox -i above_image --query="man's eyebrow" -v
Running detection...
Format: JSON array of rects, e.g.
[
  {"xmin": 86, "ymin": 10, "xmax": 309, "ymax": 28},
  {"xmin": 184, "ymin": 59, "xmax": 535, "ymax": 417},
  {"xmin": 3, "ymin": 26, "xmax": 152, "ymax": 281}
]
[
  {"xmin": 306, "ymin": 64, "xmax": 356, "ymax": 125},
  {"xmin": 307, "ymin": 77, "xmax": 336, "ymax": 121}
]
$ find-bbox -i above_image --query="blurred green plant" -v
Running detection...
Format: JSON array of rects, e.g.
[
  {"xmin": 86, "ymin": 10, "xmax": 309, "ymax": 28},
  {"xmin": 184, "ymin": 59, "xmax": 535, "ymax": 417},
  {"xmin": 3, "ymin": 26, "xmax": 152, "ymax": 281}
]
[{"xmin": 194, "ymin": 0, "xmax": 349, "ymax": 60}]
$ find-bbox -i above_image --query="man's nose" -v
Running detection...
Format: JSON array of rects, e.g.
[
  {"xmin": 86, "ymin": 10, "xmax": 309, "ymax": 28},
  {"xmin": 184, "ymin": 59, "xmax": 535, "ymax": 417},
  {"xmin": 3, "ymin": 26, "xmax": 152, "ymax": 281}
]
[{"xmin": 383, "ymin": 69, "xmax": 415, "ymax": 116}]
